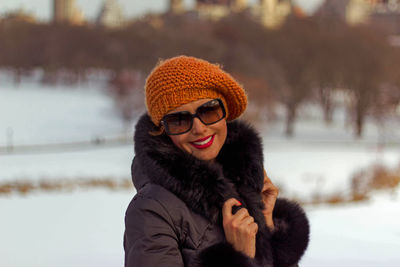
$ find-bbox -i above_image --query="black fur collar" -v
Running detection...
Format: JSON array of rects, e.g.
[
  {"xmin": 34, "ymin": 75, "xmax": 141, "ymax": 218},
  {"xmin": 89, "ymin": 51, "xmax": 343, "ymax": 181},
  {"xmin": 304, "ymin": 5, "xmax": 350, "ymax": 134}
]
[{"xmin": 132, "ymin": 113, "xmax": 266, "ymax": 227}]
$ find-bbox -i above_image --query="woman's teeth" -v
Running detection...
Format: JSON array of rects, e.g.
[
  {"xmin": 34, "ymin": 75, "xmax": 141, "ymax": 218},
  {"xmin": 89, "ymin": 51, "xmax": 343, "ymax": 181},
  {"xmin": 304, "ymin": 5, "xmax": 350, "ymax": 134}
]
[{"xmin": 193, "ymin": 136, "xmax": 212, "ymax": 145}]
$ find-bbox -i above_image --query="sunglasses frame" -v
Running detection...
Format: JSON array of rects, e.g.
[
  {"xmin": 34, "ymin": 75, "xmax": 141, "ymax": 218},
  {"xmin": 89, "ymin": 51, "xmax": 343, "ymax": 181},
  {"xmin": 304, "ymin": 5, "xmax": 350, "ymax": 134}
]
[{"xmin": 161, "ymin": 98, "xmax": 226, "ymax": 135}]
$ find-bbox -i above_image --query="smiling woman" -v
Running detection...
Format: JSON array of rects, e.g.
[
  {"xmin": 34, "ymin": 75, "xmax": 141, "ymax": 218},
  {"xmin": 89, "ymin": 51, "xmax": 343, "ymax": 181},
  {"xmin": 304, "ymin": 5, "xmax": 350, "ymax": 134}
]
[
  {"xmin": 124, "ymin": 56, "xmax": 310, "ymax": 267},
  {"xmin": 165, "ymin": 98, "xmax": 228, "ymax": 161}
]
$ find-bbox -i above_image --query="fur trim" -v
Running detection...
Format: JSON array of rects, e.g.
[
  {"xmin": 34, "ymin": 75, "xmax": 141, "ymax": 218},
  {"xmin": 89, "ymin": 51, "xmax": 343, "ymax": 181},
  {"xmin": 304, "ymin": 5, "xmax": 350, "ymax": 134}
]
[
  {"xmin": 132, "ymin": 113, "xmax": 309, "ymax": 266},
  {"xmin": 196, "ymin": 242, "xmax": 262, "ymax": 267},
  {"xmin": 271, "ymin": 199, "xmax": 310, "ymax": 267},
  {"xmin": 133, "ymin": 114, "xmax": 265, "ymax": 225}
]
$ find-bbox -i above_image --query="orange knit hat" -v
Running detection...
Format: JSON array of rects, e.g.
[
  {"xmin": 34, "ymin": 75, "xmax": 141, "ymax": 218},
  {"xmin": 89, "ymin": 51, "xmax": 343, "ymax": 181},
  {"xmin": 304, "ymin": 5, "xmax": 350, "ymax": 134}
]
[{"xmin": 145, "ymin": 56, "xmax": 248, "ymax": 126}]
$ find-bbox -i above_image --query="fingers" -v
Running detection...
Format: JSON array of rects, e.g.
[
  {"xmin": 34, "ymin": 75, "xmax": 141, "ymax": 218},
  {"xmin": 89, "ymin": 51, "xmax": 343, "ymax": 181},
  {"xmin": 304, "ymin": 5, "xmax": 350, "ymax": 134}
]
[
  {"xmin": 230, "ymin": 212, "xmax": 258, "ymax": 236},
  {"xmin": 249, "ymin": 221, "xmax": 258, "ymax": 235},
  {"xmin": 233, "ymin": 217, "xmax": 258, "ymax": 236},
  {"xmin": 223, "ymin": 199, "xmax": 254, "ymax": 224},
  {"xmin": 241, "ymin": 215, "xmax": 254, "ymax": 225},
  {"xmin": 231, "ymin": 209, "xmax": 256, "ymax": 229},
  {"xmin": 222, "ymin": 198, "xmax": 241, "ymax": 219},
  {"xmin": 222, "ymin": 198, "xmax": 259, "ymax": 253},
  {"xmin": 234, "ymin": 206, "xmax": 249, "ymax": 217},
  {"xmin": 222, "ymin": 198, "xmax": 258, "ymax": 234}
]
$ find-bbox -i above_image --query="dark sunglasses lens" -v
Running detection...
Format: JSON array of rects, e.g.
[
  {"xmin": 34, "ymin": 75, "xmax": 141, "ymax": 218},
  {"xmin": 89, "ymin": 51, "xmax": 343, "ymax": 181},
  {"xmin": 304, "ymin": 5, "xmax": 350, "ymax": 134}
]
[
  {"xmin": 197, "ymin": 99, "xmax": 224, "ymax": 124},
  {"xmin": 164, "ymin": 113, "xmax": 192, "ymax": 134}
]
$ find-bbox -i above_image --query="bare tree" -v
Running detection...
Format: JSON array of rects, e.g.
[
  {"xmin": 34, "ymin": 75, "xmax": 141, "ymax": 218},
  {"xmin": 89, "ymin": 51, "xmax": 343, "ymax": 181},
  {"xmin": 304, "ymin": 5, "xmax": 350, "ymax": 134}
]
[
  {"xmin": 264, "ymin": 17, "xmax": 316, "ymax": 137},
  {"xmin": 108, "ymin": 69, "xmax": 145, "ymax": 126},
  {"xmin": 339, "ymin": 25, "xmax": 390, "ymax": 137}
]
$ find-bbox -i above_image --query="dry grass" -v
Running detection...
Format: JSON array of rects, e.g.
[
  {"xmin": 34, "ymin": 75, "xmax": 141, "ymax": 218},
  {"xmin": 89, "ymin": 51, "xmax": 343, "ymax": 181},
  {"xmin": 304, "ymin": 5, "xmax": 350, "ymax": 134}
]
[
  {"xmin": 0, "ymin": 177, "xmax": 133, "ymax": 196},
  {"xmin": 303, "ymin": 191, "xmax": 370, "ymax": 206},
  {"xmin": 2, "ymin": 163, "xmax": 398, "ymax": 203},
  {"xmin": 303, "ymin": 163, "xmax": 399, "ymax": 206},
  {"xmin": 351, "ymin": 164, "xmax": 400, "ymax": 197},
  {"xmin": 369, "ymin": 166, "xmax": 400, "ymax": 191},
  {"xmin": 350, "ymin": 193, "xmax": 370, "ymax": 202},
  {"xmin": 324, "ymin": 193, "xmax": 348, "ymax": 205}
]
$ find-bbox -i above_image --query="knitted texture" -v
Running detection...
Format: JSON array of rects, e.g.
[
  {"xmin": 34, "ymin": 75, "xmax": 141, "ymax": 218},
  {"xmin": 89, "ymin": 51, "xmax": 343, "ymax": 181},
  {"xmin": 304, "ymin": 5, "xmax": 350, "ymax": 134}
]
[{"xmin": 145, "ymin": 55, "xmax": 248, "ymax": 126}]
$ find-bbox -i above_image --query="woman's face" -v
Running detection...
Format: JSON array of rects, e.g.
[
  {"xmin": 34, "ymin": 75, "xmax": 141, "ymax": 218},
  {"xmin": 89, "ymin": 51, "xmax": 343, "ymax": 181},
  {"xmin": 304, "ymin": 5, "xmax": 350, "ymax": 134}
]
[{"xmin": 166, "ymin": 98, "xmax": 227, "ymax": 161}]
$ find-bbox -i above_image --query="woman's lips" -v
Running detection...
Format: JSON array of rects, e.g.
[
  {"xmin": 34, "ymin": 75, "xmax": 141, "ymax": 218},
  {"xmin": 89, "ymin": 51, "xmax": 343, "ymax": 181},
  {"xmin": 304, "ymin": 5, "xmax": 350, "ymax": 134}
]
[{"xmin": 190, "ymin": 135, "xmax": 215, "ymax": 149}]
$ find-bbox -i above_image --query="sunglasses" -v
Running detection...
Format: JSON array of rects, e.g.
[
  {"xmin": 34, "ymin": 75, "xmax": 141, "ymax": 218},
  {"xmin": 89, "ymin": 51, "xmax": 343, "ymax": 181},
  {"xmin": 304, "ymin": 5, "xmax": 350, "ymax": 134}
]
[{"xmin": 161, "ymin": 99, "xmax": 226, "ymax": 135}]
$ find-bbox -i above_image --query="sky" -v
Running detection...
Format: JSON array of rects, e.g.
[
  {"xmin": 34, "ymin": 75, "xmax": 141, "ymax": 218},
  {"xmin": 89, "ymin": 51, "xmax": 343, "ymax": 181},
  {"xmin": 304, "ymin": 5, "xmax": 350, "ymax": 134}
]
[{"xmin": 0, "ymin": 0, "xmax": 324, "ymax": 21}]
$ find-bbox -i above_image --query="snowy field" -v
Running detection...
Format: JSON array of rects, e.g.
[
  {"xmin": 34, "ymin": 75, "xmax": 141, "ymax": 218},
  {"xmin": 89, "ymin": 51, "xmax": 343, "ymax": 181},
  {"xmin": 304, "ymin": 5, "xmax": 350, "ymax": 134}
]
[
  {"xmin": 303, "ymin": 192, "xmax": 400, "ymax": 267},
  {"xmin": 1, "ymin": 78, "xmax": 399, "ymax": 266},
  {"xmin": 1, "ymin": 189, "xmax": 398, "ymax": 267}
]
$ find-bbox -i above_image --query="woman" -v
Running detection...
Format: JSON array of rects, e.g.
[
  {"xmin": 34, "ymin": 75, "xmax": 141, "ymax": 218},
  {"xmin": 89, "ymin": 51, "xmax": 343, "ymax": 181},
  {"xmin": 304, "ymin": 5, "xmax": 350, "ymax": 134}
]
[{"xmin": 124, "ymin": 56, "xmax": 309, "ymax": 267}]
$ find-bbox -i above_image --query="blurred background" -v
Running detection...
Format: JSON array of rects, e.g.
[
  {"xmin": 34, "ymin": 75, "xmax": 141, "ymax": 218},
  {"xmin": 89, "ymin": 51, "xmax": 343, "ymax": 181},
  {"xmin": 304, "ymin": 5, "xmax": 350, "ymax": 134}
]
[{"xmin": 1, "ymin": 0, "xmax": 400, "ymax": 266}]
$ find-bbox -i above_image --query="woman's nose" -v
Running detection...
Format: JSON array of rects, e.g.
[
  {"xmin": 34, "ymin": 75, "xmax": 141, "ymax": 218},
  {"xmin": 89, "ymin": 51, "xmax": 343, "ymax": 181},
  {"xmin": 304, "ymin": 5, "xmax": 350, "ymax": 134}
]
[{"xmin": 191, "ymin": 117, "xmax": 207, "ymax": 134}]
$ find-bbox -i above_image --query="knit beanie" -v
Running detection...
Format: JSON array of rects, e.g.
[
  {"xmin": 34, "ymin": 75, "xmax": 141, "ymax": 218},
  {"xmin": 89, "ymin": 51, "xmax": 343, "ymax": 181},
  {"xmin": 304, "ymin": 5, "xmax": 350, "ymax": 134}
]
[{"xmin": 145, "ymin": 55, "xmax": 248, "ymax": 126}]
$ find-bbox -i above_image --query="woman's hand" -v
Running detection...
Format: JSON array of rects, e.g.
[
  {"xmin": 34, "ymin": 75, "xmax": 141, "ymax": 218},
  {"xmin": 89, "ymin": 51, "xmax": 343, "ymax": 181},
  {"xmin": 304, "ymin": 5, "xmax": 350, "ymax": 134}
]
[
  {"xmin": 222, "ymin": 198, "xmax": 258, "ymax": 258},
  {"xmin": 261, "ymin": 169, "xmax": 279, "ymax": 230}
]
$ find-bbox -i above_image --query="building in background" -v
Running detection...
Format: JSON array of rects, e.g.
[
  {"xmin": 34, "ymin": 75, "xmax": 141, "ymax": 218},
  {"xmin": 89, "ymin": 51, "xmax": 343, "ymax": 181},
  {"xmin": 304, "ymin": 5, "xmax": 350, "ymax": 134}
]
[
  {"xmin": 195, "ymin": 0, "xmax": 248, "ymax": 13},
  {"xmin": 193, "ymin": 0, "xmax": 294, "ymax": 28},
  {"xmin": 317, "ymin": 0, "xmax": 400, "ymax": 26},
  {"xmin": 314, "ymin": 0, "xmax": 350, "ymax": 21},
  {"xmin": 373, "ymin": 0, "xmax": 400, "ymax": 13},
  {"xmin": 0, "ymin": 0, "xmax": 298, "ymax": 29},
  {"xmin": 96, "ymin": 0, "xmax": 125, "ymax": 28},
  {"xmin": 344, "ymin": 0, "xmax": 400, "ymax": 25},
  {"xmin": 256, "ymin": 0, "xmax": 292, "ymax": 28},
  {"xmin": 346, "ymin": 0, "xmax": 372, "ymax": 24},
  {"xmin": 316, "ymin": 0, "xmax": 400, "ymax": 44},
  {"xmin": 369, "ymin": 0, "xmax": 400, "ymax": 36},
  {"xmin": 196, "ymin": 0, "xmax": 237, "ymax": 20},
  {"xmin": 53, "ymin": 0, "xmax": 85, "ymax": 25},
  {"xmin": 0, "ymin": 9, "xmax": 37, "ymax": 24},
  {"xmin": 169, "ymin": 0, "xmax": 185, "ymax": 14}
]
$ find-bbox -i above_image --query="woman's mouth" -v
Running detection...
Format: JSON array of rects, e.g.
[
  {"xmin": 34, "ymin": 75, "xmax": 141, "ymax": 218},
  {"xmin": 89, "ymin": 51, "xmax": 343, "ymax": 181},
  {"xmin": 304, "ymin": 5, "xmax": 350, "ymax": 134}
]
[{"xmin": 190, "ymin": 135, "xmax": 215, "ymax": 149}]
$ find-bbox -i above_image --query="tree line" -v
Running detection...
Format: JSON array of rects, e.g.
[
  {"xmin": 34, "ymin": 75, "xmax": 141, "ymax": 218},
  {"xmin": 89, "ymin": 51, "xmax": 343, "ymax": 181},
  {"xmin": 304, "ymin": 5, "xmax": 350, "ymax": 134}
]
[{"xmin": 1, "ymin": 13, "xmax": 399, "ymax": 137}]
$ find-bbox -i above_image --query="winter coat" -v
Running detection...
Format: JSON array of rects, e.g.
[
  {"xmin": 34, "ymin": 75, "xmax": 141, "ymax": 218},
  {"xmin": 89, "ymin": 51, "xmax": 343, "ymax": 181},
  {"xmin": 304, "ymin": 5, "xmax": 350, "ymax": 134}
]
[{"xmin": 124, "ymin": 114, "xmax": 310, "ymax": 267}]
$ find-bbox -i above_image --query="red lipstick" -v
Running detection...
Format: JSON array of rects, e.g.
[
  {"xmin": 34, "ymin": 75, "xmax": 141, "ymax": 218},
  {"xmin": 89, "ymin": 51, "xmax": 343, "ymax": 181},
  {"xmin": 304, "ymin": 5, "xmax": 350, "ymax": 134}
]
[{"xmin": 190, "ymin": 135, "xmax": 215, "ymax": 149}]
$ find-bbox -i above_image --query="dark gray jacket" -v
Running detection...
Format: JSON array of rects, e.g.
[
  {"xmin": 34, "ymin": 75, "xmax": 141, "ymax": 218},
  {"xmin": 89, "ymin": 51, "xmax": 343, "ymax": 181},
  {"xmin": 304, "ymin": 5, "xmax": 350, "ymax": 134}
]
[{"xmin": 124, "ymin": 114, "xmax": 309, "ymax": 267}]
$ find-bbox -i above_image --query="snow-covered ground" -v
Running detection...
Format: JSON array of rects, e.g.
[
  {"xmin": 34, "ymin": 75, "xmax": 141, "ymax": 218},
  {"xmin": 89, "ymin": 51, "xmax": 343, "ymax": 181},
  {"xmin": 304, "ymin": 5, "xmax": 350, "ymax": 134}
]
[
  {"xmin": 0, "ymin": 75, "xmax": 123, "ymax": 147},
  {"xmin": 302, "ymin": 191, "xmax": 400, "ymax": 267},
  {"xmin": 1, "ymin": 189, "xmax": 398, "ymax": 267},
  {"xmin": 0, "ymin": 190, "xmax": 134, "ymax": 267},
  {"xmin": 1, "ymin": 77, "xmax": 399, "ymax": 266}
]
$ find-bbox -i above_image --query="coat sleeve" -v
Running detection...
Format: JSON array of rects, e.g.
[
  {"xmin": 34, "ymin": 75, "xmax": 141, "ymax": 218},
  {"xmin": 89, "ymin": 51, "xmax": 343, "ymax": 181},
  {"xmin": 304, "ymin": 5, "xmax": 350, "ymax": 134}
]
[
  {"xmin": 124, "ymin": 195, "xmax": 184, "ymax": 267},
  {"xmin": 270, "ymin": 198, "xmax": 310, "ymax": 267}
]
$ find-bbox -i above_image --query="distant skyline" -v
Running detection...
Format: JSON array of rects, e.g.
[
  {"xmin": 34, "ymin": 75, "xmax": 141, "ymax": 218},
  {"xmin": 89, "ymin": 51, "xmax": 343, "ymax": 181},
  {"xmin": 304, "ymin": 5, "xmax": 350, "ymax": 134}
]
[{"xmin": 0, "ymin": 0, "xmax": 324, "ymax": 21}]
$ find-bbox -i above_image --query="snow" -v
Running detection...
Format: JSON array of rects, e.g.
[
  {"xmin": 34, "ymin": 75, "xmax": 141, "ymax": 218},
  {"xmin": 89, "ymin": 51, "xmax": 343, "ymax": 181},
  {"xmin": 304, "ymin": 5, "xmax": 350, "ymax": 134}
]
[
  {"xmin": 0, "ymin": 75, "xmax": 124, "ymax": 146},
  {"xmin": 0, "ymin": 190, "xmax": 135, "ymax": 267},
  {"xmin": 1, "ymin": 190, "xmax": 399, "ymax": 267},
  {"xmin": 1, "ymin": 77, "xmax": 400, "ymax": 266},
  {"xmin": 0, "ymin": 146, "xmax": 133, "ymax": 181},
  {"xmin": 264, "ymin": 142, "xmax": 399, "ymax": 200},
  {"xmin": 302, "ymin": 192, "xmax": 400, "ymax": 267}
]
